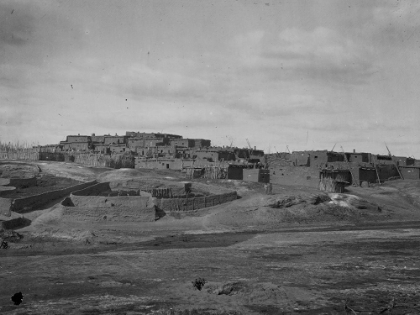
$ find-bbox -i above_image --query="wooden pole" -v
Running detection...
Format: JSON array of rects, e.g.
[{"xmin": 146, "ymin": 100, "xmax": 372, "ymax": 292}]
[{"xmin": 341, "ymin": 146, "xmax": 357, "ymax": 186}]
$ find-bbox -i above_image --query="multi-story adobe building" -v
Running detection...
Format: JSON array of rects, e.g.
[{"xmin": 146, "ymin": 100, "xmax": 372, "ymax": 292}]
[{"xmin": 104, "ymin": 135, "xmax": 128, "ymax": 145}]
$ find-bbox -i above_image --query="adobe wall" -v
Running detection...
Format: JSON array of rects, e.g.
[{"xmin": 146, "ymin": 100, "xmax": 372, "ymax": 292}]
[
  {"xmin": 357, "ymin": 168, "xmax": 377, "ymax": 185},
  {"xmin": 7, "ymin": 177, "xmax": 37, "ymax": 188},
  {"xmin": 290, "ymin": 152, "xmax": 310, "ymax": 166},
  {"xmin": 269, "ymin": 167, "xmax": 319, "ymax": 188},
  {"xmin": 309, "ymin": 151, "xmax": 329, "ymax": 169},
  {"xmin": 377, "ymin": 164, "xmax": 400, "ymax": 181},
  {"xmin": 243, "ymin": 169, "xmax": 270, "ymax": 183},
  {"xmin": 10, "ymin": 180, "xmax": 97, "ymax": 213},
  {"xmin": 157, "ymin": 191, "xmax": 237, "ymax": 212},
  {"xmin": 63, "ymin": 182, "xmax": 156, "ymax": 221},
  {"xmin": 70, "ymin": 194, "xmax": 152, "ymax": 209},
  {"xmin": 70, "ymin": 182, "xmax": 153, "ymax": 209},
  {"xmin": 400, "ymin": 167, "xmax": 420, "ymax": 180},
  {"xmin": 135, "ymin": 158, "xmax": 195, "ymax": 170},
  {"xmin": 243, "ymin": 169, "xmax": 260, "ymax": 182},
  {"xmin": 227, "ymin": 167, "xmax": 243, "ymax": 180},
  {"xmin": 62, "ymin": 206, "xmax": 155, "ymax": 222}
]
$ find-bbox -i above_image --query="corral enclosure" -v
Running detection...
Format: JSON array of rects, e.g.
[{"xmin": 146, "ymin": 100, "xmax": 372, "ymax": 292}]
[
  {"xmin": 63, "ymin": 182, "xmax": 156, "ymax": 222},
  {"xmin": 60, "ymin": 179, "xmax": 238, "ymax": 222}
]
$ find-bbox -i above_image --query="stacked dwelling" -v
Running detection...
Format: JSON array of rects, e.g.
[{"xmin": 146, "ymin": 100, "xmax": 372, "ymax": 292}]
[
  {"xmin": 266, "ymin": 148, "xmax": 420, "ymax": 188},
  {"xmin": 41, "ymin": 131, "xmax": 268, "ymax": 182},
  {"xmin": 37, "ymin": 132, "xmax": 419, "ymax": 185}
]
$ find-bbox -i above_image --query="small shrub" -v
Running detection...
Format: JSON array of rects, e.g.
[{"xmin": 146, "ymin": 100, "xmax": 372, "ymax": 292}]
[{"xmin": 192, "ymin": 277, "xmax": 206, "ymax": 291}]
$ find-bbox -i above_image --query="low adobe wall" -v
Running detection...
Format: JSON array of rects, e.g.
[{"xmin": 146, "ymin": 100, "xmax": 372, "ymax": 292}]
[
  {"xmin": 157, "ymin": 191, "xmax": 237, "ymax": 212},
  {"xmin": 70, "ymin": 194, "xmax": 152, "ymax": 209},
  {"xmin": 62, "ymin": 205, "xmax": 155, "ymax": 222},
  {"xmin": 10, "ymin": 180, "xmax": 97, "ymax": 214},
  {"xmin": 70, "ymin": 182, "xmax": 153, "ymax": 209},
  {"xmin": 66, "ymin": 182, "xmax": 156, "ymax": 222}
]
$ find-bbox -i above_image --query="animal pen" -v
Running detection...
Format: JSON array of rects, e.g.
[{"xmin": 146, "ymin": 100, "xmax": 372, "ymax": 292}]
[{"xmin": 185, "ymin": 165, "xmax": 227, "ymax": 179}]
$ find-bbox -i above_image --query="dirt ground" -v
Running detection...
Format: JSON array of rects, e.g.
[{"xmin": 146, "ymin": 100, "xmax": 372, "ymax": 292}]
[{"xmin": 1, "ymin": 161, "xmax": 420, "ymax": 314}]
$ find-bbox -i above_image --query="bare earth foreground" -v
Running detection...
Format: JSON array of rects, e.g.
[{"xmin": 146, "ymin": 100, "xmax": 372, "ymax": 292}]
[{"xmin": 1, "ymin": 161, "xmax": 420, "ymax": 314}]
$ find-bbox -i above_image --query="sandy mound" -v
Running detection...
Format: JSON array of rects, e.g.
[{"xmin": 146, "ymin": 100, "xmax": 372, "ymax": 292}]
[{"xmin": 202, "ymin": 190, "xmax": 385, "ymax": 230}]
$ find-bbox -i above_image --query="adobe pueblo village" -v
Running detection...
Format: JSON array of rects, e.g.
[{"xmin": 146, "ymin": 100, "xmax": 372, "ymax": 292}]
[{"xmin": 1, "ymin": 131, "xmax": 420, "ymax": 314}]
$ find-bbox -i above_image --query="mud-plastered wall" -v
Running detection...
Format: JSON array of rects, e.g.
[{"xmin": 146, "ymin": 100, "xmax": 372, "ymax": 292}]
[
  {"xmin": 70, "ymin": 182, "xmax": 153, "ymax": 209},
  {"xmin": 62, "ymin": 206, "xmax": 155, "ymax": 222},
  {"xmin": 67, "ymin": 181, "xmax": 156, "ymax": 222},
  {"xmin": 70, "ymin": 194, "xmax": 152, "ymax": 209}
]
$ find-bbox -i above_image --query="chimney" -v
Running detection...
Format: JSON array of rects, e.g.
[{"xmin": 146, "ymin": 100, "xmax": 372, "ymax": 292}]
[
  {"xmin": 254, "ymin": 146, "xmax": 256, "ymax": 150},
  {"xmin": 91, "ymin": 133, "xmax": 95, "ymax": 137},
  {"xmin": 353, "ymin": 149, "xmax": 356, "ymax": 153}
]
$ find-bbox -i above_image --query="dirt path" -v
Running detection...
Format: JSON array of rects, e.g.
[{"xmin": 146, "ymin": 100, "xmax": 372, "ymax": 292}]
[{"xmin": 1, "ymin": 225, "xmax": 420, "ymax": 314}]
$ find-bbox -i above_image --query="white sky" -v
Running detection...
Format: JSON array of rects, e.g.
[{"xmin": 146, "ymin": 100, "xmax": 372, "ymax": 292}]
[{"xmin": 1, "ymin": 0, "xmax": 419, "ymax": 157}]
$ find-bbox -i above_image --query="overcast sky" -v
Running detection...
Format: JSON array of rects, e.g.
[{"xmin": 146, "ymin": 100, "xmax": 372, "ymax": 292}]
[{"xmin": 1, "ymin": 0, "xmax": 419, "ymax": 157}]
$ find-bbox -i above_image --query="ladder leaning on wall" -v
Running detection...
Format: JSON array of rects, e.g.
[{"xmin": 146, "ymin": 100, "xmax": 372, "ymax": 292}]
[{"xmin": 340, "ymin": 146, "xmax": 357, "ymax": 186}]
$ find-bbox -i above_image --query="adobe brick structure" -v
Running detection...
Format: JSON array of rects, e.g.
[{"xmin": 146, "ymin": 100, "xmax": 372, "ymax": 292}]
[
  {"xmin": 399, "ymin": 166, "xmax": 420, "ymax": 180},
  {"xmin": 170, "ymin": 139, "xmax": 196, "ymax": 148},
  {"xmin": 243, "ymin": 169, "xmax": 270, "ymax": 183},
  {"xmin": 310, "ymin": 150, "xmax": 345, "ymax": 169},
  {"xmin": 290, "ymin": 151, "xmax": 310, "ymax": 166}
]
